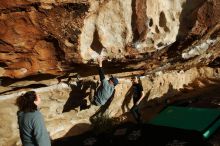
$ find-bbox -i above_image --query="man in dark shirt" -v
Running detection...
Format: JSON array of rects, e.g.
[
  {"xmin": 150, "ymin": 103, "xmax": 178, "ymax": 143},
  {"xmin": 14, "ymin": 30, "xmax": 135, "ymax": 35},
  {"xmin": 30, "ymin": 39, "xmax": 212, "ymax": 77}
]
[
  {"xmin": 91, "ymin": 56, "xmax": 119, "ymax": 106},
  {"xmin": 131, "ymin": 76, "xmax": 144, "ymax": 123}
]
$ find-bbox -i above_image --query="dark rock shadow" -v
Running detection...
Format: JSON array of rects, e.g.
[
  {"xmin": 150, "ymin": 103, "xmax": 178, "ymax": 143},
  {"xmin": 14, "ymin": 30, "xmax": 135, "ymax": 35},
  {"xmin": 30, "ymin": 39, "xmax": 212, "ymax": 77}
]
[
  {"xmin": 90, "ymin": 28, "xmax": 104, "ymax": 55},
  {"xmin": 0, "ymin": 83, "xmax": 47, "ymax": 95},
  {"xmin": 177, "ymin": 0, "xmax": 206, "ymax": 40},
  {"xmin": 0, "ymin": 74, "xmax": 57, "ymax": 86},
  {"xmin": 64, "ymin": 123, "xmax": 92, "ymax": 138},
  {"xmin": 62, "ymin": 80, "xmax": 92, "ymax": 113},
  {"xmin": 52, "ymin": 123, "xmax": 92, "ymax": 146},
  {"xmin": 167, "ymin": 0, "xmax": 206, "ymax": 59},
  {"xmin": 121, "ymin": 86, "xmax": 133, "ymax": 113}
]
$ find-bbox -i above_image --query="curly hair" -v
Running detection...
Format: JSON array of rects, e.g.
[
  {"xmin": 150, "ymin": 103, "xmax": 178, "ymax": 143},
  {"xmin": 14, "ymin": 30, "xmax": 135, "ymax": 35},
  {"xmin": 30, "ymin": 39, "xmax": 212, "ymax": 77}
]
[{"xmin": 16, "ymin": 91, "xmax": 38, "ymax": 112}]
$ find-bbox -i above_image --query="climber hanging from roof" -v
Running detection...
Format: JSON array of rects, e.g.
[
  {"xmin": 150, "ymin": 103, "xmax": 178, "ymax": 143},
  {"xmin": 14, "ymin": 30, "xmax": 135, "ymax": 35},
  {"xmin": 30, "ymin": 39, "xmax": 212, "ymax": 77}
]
[{"xmin": 90, "ymin": 54, "xmax": 119, "ymax": 106}]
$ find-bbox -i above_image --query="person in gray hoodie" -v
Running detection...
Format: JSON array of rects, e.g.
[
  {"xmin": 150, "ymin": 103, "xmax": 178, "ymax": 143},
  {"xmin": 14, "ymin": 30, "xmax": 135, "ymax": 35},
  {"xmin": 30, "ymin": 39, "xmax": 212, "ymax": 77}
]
[
  {"xmin": 16, "ymin": 91, "xmax": 51, "ymax": 146},
  {"xmin": 91, "ymin": 56, "xmax": 119, "ymax": 106}
]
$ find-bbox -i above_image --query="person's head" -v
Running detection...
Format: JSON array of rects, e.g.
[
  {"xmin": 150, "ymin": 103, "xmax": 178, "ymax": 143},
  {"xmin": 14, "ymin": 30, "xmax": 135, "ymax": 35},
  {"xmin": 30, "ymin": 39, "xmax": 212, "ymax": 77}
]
[
  {"xmin": 109, "ymin": 76, "xmax": 119, "ymax": 86},
  {"xmin": 16, "ymin": 91, "xmax": 41, "ymax": 112},
  {"xmin": 131, "ymin": 76, "xmax": 139, "ymax": 84}
]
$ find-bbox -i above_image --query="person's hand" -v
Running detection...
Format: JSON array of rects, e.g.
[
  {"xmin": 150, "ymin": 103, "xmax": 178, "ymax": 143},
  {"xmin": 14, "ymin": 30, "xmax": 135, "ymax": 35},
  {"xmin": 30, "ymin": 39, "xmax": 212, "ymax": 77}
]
[{"xmin": 97, "ymin": 56, "xmax": 103, "ymax": 67}]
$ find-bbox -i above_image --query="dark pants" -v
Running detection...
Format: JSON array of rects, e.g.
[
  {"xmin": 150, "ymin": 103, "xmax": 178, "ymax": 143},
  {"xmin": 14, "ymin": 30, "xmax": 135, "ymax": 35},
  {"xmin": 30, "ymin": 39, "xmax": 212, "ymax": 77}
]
[
  {"xmin": 131, "ymin": 105, "xmax": 141, "ymax": 123},
  {"xmin": 90, "ymin": 81, "xmax": 99, "ymax": 106}
]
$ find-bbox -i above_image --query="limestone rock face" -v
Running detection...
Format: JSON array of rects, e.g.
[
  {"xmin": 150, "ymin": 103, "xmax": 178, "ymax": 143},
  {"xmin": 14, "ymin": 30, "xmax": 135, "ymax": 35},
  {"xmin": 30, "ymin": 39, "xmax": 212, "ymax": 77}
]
[
  {"xmin": 0, "ymin": 1, "xmax": 89, "ymax": 78},
  {"xmin": 1, "ymin": 0, "xmax": 220, "ymax": 146},
  {"xmin": 1, "ymin": 67, "xmax": 220, "ymax": 146},
  {"xmin": 143, "ymin": 0, "xmax": 185, "ymax": 49},
  {"xmin": 80, "ymin": 0, "xmax": 133, "ymax": 61},
  {"xmin": 0, "ymin": 0, "xmax": 219, "ymax": 78}
]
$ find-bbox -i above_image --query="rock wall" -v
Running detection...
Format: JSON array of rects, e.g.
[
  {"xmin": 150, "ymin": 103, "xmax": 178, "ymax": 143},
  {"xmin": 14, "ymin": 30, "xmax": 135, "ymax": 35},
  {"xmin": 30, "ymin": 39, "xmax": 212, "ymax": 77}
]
[
  {"xmin": 1, "ymin": 67, "xmax": 220, "ymax": 146},
  {"xmin": 0, "ymin": 0, "xmax": 219, "ymax": 78},
  {"xmin": 0, "ymin": 1, "xmax": 89, "ymax": 78},
  {"xmin": 0, "ymin": 0, "xmax": 220, "ymax": 146}
]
